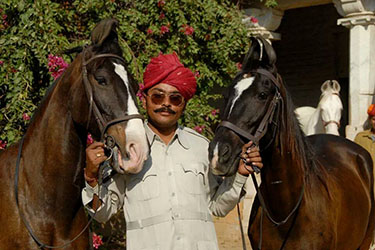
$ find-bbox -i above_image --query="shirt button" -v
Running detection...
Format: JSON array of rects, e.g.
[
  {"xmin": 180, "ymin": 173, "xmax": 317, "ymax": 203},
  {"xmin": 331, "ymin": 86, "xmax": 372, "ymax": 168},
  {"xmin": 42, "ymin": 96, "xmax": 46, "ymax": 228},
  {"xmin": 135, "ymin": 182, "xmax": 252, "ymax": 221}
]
[
  {"xmin": 177, "ymin": 236, "xmax": 181, "ymax": 240},
  {"xmin": 171, "ymin": 192, "xmax": 175, "ymax": 197},
  {"xmin": 168, "ymin": 172, "xmax": 172, "ymax": 176}
]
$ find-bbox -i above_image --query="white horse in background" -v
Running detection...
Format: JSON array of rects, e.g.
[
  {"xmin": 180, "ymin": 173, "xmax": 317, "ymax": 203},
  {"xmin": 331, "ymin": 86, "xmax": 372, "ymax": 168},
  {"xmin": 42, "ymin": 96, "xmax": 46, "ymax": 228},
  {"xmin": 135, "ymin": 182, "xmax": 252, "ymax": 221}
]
[{"xmin": 295, "ymin": 80, "xmax": 343, "ymax": 136}]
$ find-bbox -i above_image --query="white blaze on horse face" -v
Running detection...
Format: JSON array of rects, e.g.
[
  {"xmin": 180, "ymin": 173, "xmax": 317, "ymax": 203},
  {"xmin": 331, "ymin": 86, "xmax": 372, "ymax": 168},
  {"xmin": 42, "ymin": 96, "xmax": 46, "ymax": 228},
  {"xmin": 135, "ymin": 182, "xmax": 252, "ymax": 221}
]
[
  {"xmin": 228, "ymin": 77, "xmax": 255, "ymax": 116},
  {"xmin": 210, "ymin": 143, "xmax": 220, "ymax": 173},
  {"xmin": 114, "ymin": 63, "xmax": 149, "ymax": 173}
]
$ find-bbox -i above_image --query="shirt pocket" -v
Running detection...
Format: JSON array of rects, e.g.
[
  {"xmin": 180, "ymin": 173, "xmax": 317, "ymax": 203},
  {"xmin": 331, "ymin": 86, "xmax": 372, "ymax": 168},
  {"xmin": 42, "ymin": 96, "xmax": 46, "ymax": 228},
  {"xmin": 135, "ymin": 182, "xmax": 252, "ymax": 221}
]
[
  {"xmin": 177, "ymin": 162, "xmax": 207, "ymax": 195},
  {"xmin": 127, "ymin": 169, "xmax": 160, "ymax": 201}
]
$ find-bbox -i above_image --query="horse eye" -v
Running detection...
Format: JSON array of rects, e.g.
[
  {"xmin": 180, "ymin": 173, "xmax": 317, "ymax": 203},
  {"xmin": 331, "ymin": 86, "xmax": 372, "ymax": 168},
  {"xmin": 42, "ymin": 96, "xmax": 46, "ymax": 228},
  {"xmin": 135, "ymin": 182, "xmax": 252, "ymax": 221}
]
[
  {"xmin": 95, "ymin": 76, "xmax": 107, "ymax": 86},
  {"xmin": 258, "ymin": 92, "xmax": 267, "ymax": 100}
]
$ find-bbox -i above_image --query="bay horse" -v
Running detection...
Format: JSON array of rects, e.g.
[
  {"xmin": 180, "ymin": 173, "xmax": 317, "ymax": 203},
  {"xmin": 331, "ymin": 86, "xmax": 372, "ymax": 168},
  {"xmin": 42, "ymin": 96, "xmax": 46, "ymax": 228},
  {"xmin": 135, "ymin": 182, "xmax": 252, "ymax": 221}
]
[
  {"xmin": 209, "ymin": 37, "xmax": 375, "ymax": 249},
  {"xmin": 295, "ymin": 80, "xmax": 343, "ymax": 136},
  {"xmin": 0, "ymin": 18, "xmax": 149, "ymax": 249}
]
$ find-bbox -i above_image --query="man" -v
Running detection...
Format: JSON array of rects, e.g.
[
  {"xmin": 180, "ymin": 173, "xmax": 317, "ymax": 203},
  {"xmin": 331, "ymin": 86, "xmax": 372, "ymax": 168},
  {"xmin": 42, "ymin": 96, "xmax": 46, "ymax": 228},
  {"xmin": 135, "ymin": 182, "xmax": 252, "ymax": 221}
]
[
  {"xmin": 354, "ymin": 104, "xmax": 375, "ymax": 163},
  {"xmin": 82, "ymin": 52, "xmax": 262, "ymax": 250}
]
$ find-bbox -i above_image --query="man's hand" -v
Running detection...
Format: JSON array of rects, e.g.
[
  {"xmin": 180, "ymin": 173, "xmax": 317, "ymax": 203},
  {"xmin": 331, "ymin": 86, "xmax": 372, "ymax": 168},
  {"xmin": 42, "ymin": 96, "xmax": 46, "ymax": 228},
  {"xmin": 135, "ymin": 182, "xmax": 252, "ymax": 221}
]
[
  {"xmin": 85, "ymin": 141, "xmax": 107, "ymax": 187},
  {"xmin": 238, "ymin": 141, "xmax": 263, "ymax": 176}
]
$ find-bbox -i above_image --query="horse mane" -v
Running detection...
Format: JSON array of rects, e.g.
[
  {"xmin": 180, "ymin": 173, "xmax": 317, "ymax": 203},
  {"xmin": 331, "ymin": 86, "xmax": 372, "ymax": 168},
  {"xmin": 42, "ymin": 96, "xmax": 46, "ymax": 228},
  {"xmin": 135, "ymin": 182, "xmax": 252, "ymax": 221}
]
[{"xmin": 276, "ymin": 77, "xmax": 321, "ymax": 178}]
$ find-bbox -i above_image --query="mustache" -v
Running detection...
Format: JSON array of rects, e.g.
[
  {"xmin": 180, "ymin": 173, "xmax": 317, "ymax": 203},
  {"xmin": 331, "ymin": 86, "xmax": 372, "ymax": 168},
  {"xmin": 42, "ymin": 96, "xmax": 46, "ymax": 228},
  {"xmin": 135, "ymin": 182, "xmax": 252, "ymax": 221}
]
[{"xmin": 154, "ymin": 107, "xmax": 176, "ymax": 114}]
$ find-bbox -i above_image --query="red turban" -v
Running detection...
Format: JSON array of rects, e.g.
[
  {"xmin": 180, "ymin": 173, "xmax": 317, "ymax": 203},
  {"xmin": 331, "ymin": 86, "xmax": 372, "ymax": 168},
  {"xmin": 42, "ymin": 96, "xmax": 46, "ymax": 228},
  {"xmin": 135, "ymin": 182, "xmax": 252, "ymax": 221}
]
[
  {"xmin": 143, "ymin": 52, "xmax": 197, "ymax": 101},
  {"xmin": 368, "ymin": 104, "xmax": 375, "ymax": 116}
]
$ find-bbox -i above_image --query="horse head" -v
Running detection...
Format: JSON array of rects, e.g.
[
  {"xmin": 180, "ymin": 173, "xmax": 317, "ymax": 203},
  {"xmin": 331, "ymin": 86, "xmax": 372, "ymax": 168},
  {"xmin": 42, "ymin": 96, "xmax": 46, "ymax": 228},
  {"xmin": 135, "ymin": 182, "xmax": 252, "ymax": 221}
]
[
  {"xmin": 319, "ymin": 80, "xmax": 342, "ymax": 135},
  {"xmin": 209, "ymin": 36, "xmax": 281, "ymax": 176},
  {"xmin": 209, "ymin": 36, "xmax": 306, "ymax": 176},
  {"xmin": 67, "ymin": 18, "xmax": 148, "ymax": 174}
]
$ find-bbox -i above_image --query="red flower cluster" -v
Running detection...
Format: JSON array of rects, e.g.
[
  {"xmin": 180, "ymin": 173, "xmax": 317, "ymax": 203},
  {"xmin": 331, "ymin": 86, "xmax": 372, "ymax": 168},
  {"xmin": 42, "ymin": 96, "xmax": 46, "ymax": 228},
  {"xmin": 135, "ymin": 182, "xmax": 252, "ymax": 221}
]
[
  {"xmin": 160, "ymin": 25, "xmax": 169, "ymax": 35},
  {"xmin": 0, "ymin": 60, "xmax": 3, "ymax": 66},
  {"xmin": 236, "ymin": 62, "xmax": 242, "ymax": 70},
  {"xmin": 194, "ymin": 125, "xmax": 205, "ymax": 134},
  {"xmin": 137, "ymin": 83, "xmax": 145, "ymax": 99},
  {"xmin": 1, "ymin": 11, "xmax": 9, "ymax": 29},
  {"xmin": 0, "ymin": 140, "xmax": 7, "ymax": 150},
  {"xmin": 87, "ymin": 133, "xmax": 94, "ymax": 145},
  {"xmin": 147, "ymin": 28, "xmax": 153, "ymax": 35},
  {"xmin": 250, "ymin": 17, "xmax": 258, "ymax": 23},
  {"xmin": 159, "ymin": 12, "xmax": 165, "ymax": 20},
  {"xmin": 211, "ymin": 109, "xmax": 218, "ymax": 116},
  {"xmin": 157, "ymin": 0, "xmax": 165, "ymax": 8},
  {"xmin": 181, "ymin": 24, "xmax": 194, "ymax": 36},
  {"xmin": 48, "ymin": 54, "xmax": 69, "ymax": 80},
  {"xmin": 22, "ymin": 113, "xmax": 30, "ymax": 121},
  {"xmin": 92, "ymin": 233, "xmax": 103, "ymax": 249}
]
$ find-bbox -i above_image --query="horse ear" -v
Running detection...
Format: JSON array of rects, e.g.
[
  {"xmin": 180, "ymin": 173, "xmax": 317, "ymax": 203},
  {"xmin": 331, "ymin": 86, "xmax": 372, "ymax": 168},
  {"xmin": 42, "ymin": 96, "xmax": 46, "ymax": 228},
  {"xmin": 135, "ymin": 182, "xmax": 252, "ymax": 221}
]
[
  {"xmin": 321, "ymin": 80, "xmax": 330, "ymax": 93},
  {"xmin": 331, "ymin": 80, "xmax": 341, "ymax": 93},
  {"xmin": 91, "ymin": 18, "xmax": 119, "ymax": 47},
  {"xmin": 242, "ymin": 36, "xmax": 277, "ymax": 72}
]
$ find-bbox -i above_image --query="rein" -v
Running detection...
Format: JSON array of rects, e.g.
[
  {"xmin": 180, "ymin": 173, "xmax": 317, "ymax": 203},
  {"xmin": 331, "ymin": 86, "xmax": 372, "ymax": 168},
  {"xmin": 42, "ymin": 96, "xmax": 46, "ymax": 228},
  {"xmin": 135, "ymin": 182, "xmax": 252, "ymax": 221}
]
[
  {"xmin": 14, "ymin": 48, "xmax": 143, "ymax": 249},
  {"xmin": 219, "ymin": 68, "xmax": 304, "ymax": 250}
]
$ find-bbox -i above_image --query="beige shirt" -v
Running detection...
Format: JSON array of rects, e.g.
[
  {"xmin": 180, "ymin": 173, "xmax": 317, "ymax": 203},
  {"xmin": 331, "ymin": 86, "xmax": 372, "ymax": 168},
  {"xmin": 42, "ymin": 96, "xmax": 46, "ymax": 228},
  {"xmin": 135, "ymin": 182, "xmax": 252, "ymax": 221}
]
[
  {"xmin": 82, "ymin": 123, "xmax": 248, "ymax": 250},
  {"xmin": 354, "ymin": 129, "xmax": 375, "ymax": 165}
]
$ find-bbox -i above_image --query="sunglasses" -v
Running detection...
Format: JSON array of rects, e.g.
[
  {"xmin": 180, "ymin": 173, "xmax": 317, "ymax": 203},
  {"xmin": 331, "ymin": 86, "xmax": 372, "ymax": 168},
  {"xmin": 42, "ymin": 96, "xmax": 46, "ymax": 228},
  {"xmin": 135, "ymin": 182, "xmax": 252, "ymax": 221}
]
[{"xmin": 147, "ymin": 91, "xmax": 184, "ymax": 107}]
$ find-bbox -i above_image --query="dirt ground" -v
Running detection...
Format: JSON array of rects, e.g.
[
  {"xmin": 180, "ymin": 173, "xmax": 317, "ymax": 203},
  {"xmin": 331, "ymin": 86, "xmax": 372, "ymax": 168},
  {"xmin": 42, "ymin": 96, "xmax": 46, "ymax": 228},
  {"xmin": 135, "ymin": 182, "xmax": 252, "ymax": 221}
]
[{"xmin": 213, "ymin": 202, "xmax": 252, "ymax": 250}]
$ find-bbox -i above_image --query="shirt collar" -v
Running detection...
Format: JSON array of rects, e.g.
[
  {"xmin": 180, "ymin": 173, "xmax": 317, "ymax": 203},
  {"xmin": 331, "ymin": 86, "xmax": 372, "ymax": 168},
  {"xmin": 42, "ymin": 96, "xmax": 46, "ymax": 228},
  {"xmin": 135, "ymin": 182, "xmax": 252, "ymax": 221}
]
[{"xmin": 144, "ymin": 121, "xmax": 190, "ymax": 149}]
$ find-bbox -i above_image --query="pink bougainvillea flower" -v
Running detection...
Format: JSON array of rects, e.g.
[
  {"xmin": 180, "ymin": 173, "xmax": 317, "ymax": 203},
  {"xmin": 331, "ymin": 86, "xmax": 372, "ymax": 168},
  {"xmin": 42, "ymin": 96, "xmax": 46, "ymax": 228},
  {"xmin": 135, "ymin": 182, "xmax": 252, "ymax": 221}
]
[
  {"xmin": 11, "ymin": 68, "xmax": 17, "ymax": 73},
  {"xmin": 211, "ymin": 109, "xmax": 218, "ymax": 116},
  {"xmin": 2, "ymin": 14, "xmax": 7, "ymax": 20},
  {"xmin": 194, "ymin": 125, "xmax": 205, "ymax": 134},
  {"xmin": 48, "ymin": 54, "xmax": 69, "ymax": 80},
  {"xmin": 250, "ymin": 17, "xmax": 258, "ymax": 23},
  {"xmin": 236, "ymin": 62, "xmax": 242, "ymax": 70},
  {"xmin": 194, "ymin": 71, "xmax": 200, "ymax": 78},
  {"xmin": 87, "ymin": 133, "xmax": 94, "ymax": 145},
  {"xmin": 136, "ymin": 83, "xmax": 145, "ymax": 100},
  {"xmin": 147, "ymin": 28, "xmax": 153, "ymax": 35},
  {"xmin": 159, "ymin": 12, "xmax": 165, "ymax": 20},
  {"xmin": 157, "ymin": 0, "xmax": 165, "ymax": 8},
  {"xmin": 160, "ymin": 25, "xmax": 169, "ymax": 35},
  {"xmin": 182, "ymin": 25, "xmax": 194, "ymax": 36},
  {"xmin": 0, "ymin": 140, "xmax": 7, "ymax": 150},
  {"xmin": 92, "ymin": 233, "xmax": 103, "ymax": 249},
  {"xmin": 22, "ymin": 113, "xmax": 30, "ymax": 121},
  {"xmin": 0, "ymin": 60, "xmax": 3, "ymax": 66}
]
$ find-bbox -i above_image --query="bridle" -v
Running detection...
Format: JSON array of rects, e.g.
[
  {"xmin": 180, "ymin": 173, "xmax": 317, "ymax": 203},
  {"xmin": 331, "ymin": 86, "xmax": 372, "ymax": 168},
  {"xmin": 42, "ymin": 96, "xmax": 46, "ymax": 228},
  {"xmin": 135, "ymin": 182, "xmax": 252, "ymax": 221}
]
[
  {"xmin": 217, "ymin": 68, "xmax": 304, "ymax": 250},
  {"xmin": 14, "ymin": 47, "xmax": 143, "ymax": 249}
]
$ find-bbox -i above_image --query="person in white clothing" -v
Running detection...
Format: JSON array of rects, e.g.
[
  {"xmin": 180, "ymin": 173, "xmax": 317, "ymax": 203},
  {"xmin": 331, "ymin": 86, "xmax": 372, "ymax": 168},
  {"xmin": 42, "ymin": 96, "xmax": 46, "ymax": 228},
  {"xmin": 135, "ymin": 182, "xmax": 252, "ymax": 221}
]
[{"xmin": 82, "ymin": 52, "xmax": 263, "ymax": 250}]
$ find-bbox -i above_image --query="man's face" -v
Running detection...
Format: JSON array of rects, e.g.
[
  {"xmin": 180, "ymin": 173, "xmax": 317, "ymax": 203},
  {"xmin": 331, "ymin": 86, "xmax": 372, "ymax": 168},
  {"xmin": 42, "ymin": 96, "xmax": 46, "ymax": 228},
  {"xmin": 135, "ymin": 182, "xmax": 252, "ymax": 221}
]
[
  {"xmin": 370, "ymin": 116, "xmax": 375, "ymax": 130},
  {"xmin": 142, "ymin": 83, "xmax": 186, "ymax": 130}
]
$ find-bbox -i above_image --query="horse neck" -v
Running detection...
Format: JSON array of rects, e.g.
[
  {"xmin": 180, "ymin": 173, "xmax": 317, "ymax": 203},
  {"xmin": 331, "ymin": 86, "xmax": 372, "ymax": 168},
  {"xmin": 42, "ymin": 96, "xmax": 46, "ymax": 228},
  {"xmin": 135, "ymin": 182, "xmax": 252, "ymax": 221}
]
[
  {"xmin": 260, "ymin": 136, "xmax": 306, "ymax": 221},
  {"xmin": 306, "ymin": 107, "xmax": 323, "ymax": 135},
  {"xmin": 21, "ymin": 66, "xmax": 87, "ymax": 207}
]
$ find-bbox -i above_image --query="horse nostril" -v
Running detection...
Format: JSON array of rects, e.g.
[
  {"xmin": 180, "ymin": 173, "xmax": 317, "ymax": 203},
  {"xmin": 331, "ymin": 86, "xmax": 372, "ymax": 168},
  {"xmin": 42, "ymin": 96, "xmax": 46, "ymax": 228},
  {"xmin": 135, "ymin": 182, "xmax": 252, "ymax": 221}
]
[{"xmin": 220, "ymin": 144, "xmax": 231, "ymax": 162}]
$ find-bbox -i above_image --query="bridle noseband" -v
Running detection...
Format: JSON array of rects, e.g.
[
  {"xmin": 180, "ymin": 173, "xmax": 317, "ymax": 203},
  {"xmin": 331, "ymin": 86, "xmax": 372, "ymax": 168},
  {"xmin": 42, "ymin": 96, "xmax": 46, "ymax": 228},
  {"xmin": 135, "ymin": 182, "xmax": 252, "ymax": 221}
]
[{"xmin": 14, "ymin": 47, "xmax": 144, "ymax": 249}]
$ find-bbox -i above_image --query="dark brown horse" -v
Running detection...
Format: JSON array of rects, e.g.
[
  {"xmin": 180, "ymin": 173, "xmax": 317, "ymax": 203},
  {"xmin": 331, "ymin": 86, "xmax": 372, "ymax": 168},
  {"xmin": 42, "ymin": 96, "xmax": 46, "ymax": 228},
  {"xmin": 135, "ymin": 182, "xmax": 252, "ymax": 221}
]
[
  {"xmin": 209, "ymin": 37, "xmax": 375, "ymax": 249},
  {"xmin": 0, "ymin": 19, "xmax": 149, "ymax": 249}
]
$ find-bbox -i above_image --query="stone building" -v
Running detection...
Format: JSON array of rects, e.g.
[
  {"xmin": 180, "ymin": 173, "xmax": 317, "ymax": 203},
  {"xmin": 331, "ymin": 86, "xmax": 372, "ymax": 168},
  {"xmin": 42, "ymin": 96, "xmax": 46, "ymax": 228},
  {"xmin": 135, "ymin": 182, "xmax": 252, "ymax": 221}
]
[{"xmin": 242, "ymin": 0, "xmax": 375, "ymax": 140}]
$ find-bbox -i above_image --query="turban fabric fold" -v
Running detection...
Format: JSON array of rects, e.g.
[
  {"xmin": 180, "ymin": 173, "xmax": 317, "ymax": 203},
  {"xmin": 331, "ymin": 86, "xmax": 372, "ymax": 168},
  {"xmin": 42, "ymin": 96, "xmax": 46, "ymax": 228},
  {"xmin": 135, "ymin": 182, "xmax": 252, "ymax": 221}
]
[
  {"xmin": 143, "ymin": 52, "xmax": 197, "ymax": 101},
  {"xmin": 368, "ymin": 104, "xmax": 375, "ymax": 116}
]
